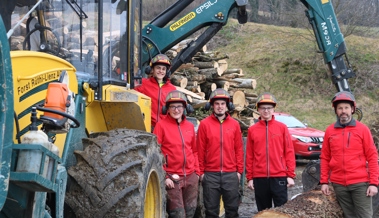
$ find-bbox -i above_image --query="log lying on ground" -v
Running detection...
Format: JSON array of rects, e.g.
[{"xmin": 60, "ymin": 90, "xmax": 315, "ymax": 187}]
[
  {"xmin": 186, "ymin": 85, "xmax": 201, "ymax": 93},
  {"xmin": 170, "ymin": 75, "xmax": 188, "ymax": 88},
  {"xmin": 217, "ymin": 59, "xmax": 228, "ymax": 74},
  {"xmin": 175, "ymin": 86, "xmax": 204, "ymax": 100},
  {"xmin": 233, "ymin": 117, "xmax": 250, "ymax": 130},
  {"xmin": 230, "ymin": 78, "xmax": 257, "ymax": 89},
  {"xmin": 214, "ymin": 80, "xmax": 230, "ymax": 91},
  {"xmin": 193, "ymin": 61, "xmax": 219, "ymax": 69},
  {"xmin": 254, "ymin": 188, "xmax": 343, "ymax": 218},
  {"xmin": 191, "ymin": 99, "xmax": 208, "ymax": 109},
  {"xmin": 232, "ymin": 90, "xmax": 246, "ymax": 112},
  {"xmin": 175, "ymin": 63, "xmax": 195, "ymax": 72},
  {"xmin": 199, "ymin": 68, "xmax": 222, "ymax": 79},
  {"xmin": 223, "ymin": 68, "xmax": 243, "ymax": 75},
  {"xmin": 187, "ymin": 74, "xmax": 206, "ymax": 84}
]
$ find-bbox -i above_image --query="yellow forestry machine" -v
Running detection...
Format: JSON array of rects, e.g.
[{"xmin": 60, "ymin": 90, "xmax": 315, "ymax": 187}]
[{"xmin": 0, "ymin": 0, "xmax": 365, "ymax": 217}]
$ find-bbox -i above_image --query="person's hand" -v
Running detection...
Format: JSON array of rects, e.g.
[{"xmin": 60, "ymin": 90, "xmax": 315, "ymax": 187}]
[
  {"xmin": 237, "ymin": 172, "xmax": 241, "ymax": 182},
  {"xmin": 200, "ymin": 174, "xmax": 204, "ymax": 182},
  {"xmin": 367, "ymin": 185, "xmax": 378, "ymax": 197},
  {"xmin": 321, "ymin": 184, "xmax": 330, "ymax": 196},
  {"xmin": 287, "ymin": 177, "xmax": 295, "ymax": 188},
  {"xmin": 247, "ymin": 180, "xmax": 254, "ymax": 190},
  {"xmin": 165, "ymin": 178, "xmax": 175, "ymax": 189}
]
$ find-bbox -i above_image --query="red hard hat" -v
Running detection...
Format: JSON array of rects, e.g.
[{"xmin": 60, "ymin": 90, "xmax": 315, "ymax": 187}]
[
  {"xmin": 165, "ymin": 90, "xmax": 187, "ymax": 107},
  {"xmin": 256, "ymin": 92, "xmax": 277, "ymax": 108},
  {"xmin": 150, "ymin": 54, "xmax": 171, "ymax": 68},
  {"xmin": 209, "ymin": 88, "xmax": 231, "ymax": 104},
  {"xmin": 331, "ymin": 91, "xmax": 356, "ymax": 108}
]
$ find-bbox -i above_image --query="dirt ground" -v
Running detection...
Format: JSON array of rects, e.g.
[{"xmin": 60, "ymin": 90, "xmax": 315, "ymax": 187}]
[{"xmin": 238, "ymin": 160, "xmax": 309, "ymax": 218}]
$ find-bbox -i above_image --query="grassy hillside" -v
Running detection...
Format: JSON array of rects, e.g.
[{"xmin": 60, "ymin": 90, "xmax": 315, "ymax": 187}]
[{"xmin": 209, "ymin": 19, "xmax": 379, "ymax": 131}]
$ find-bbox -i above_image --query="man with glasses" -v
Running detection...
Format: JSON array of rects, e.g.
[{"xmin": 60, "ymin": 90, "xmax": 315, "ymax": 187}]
[
  {"xmin": 153, "ymin": 90, "xmax": 199, "ymax": 217},
  {"xmin": 197, "ymin": 88, "xmax": 244, "ymax": 217},
  {"xmin": 245, "ymin": 92, "xmax": 296, "ymax": 212}
]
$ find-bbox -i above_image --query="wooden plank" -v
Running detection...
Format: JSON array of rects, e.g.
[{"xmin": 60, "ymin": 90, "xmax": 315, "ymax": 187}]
[{"xmin": 175, "ymin": 86, "xmax": 205, "ymax": 100}]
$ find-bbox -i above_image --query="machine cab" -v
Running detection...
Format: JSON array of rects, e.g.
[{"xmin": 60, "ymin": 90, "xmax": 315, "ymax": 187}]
[{"xmin": 9, "ymin": 0, "xmax": 143, "ymax": 95}]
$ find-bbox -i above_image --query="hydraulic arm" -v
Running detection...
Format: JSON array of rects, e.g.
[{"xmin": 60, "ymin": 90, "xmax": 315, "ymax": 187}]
[
  {"xmin": 141, "ymin": 0, "xmax": 248, "ymax": 74},
  {"xmin": 300, "ymin": 0, "xmax": 355, "ymax": 92},
  {"xmin": 142, "ymin": 0, "xmax": 355, "ymax": 93}
]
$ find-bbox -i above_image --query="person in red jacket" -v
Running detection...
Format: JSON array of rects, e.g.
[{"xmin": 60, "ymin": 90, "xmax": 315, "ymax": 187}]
[
  {"xmin": 320, "ymin": 91, "xmax": 378, "ymax": 218},
  {"xmin": 197, "ymin": 88, "xmax": 243, "ymax": 217},
  {"xmin": 245, "ymin": 92, "xmax": 296, "ymax": 212},
  {"xmin": 135, "ymin": 54, "xmax": 176, "ymax": 131},
  {"xmin": 153, "ymin": 90, "xmax": 199, "ymax": 218}
]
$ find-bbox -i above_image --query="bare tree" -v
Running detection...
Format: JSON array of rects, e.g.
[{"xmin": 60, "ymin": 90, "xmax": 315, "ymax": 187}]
[{"xmin": 252, "ymin": 0, "xmax": 379, "ymax": 37}]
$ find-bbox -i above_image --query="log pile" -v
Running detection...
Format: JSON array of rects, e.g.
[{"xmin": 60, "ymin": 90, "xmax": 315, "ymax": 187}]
[
  {"xmin": 254, "ymin": 187, "xmax": 343, "ymax": 218},
  {"xmin": 168, "ymin": 39, "xmax": 260, "ymax": 133}
]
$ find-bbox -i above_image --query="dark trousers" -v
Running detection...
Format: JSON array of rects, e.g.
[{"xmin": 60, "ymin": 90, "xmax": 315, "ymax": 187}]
[
  {"xmin": 202, "ymin": 172, "xmax": 240, "ymax": 218},
  {"xmin": 166, "ymin": 172, "xmax": 199, "ymax": 218},
  {"xmin": 253, "ymin": 177, "xmax": 288, "ymax": 211},
  {"xmin": 332, "ymin": 182, "xmax": 372, "ymax": 218}
]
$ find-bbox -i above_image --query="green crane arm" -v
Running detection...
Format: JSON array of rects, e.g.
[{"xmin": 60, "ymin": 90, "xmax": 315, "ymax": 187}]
[{"xmin": 300, "ymin": 0, "xmax": 355, "ymax": 92}]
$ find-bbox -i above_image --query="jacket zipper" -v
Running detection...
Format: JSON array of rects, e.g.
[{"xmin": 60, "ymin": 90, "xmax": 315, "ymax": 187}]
[
  {"xmin": 178, "ymin": 122, "xmax": 187, "ymax": 184},
  {"xmin": 156, "ymin": 80, "xmax": 162, "ymax": 123},
  {"xmin": 342, "ymin": 129, "xmax": 346, "ymax": 185},
  {"xmin": 265, "ymin": 120, "xmax": 269, "ymax": 178},
  {"xmin": 220, "ymin": 120, "xmax": 223, "ymax": 173}
]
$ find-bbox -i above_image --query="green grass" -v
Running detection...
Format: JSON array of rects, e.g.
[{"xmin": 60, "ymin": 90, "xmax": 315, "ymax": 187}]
[{"xmin": 212, "ymin": 19, "xmax": 379, "ymax": 131}]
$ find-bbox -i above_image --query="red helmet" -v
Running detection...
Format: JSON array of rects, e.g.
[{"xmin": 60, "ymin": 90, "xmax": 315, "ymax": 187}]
[
  {"xmin": 150, "ymin": 54, "xmax": 171, "ymax": 68},
  {"xmin": 163, "ymin": 90, "xmax": 193, "ymax": 115},
  {"xmin": 205, "ymin": 88, "xmax": 234, "ymax": 111},
  {"xmin": 209, "ymin": 88, "xmax": 231, "ymax": 104},
  {"xmin": 331, "ymin": 91, "xmax": 356, "ymax": 108},
  {"xmin": 256, "ymin": 92, "xmax": 277, "ymax": 108},
  {"xmin": 165, "ymin": 90, "xmax": 187, "ymax": 107}
]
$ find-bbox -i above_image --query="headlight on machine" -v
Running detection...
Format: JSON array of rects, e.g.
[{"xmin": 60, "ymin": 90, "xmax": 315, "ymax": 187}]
[{"xmin": 292, "ymin": 135, "xmax": 312, "ymax": 143}]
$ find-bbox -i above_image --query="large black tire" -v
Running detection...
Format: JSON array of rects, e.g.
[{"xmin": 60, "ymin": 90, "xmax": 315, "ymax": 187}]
[{"xmin": 65, "ymin": 129, "xmax": 166, "ymax": 218}]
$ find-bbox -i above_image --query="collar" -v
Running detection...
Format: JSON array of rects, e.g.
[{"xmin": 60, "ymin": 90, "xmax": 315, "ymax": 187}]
[
  {"xmin": 334, "ymin": 118, "xmax": 356, "ymax": 128},
  {"xmin": 258, "ymin": 114, "xmax": 275, "ymax": 123},
  {"xmin": 212, "ymin": 113, "xmax": 229, "ymax": 123},
  {"xmin": 149, "ymin": 76, "xmax": 165, "ymax": 84},
  {"xmin": 166, "ymin": 113, "xmax": 186, "ymax": 124}
]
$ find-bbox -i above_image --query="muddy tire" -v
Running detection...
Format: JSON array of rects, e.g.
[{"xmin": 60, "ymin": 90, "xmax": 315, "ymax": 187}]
[{"xmin": 65, "ymin": 129, "xmax": 165, "ymax": 218}]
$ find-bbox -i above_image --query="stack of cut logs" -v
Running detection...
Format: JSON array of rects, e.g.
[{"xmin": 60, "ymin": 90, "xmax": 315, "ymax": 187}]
[{"xmin": 167, "ymin": 39, "xmax": 260, "ymax": 132}]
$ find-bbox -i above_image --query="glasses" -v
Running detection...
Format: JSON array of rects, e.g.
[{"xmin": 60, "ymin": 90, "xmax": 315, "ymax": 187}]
[
  {"xmin": 259, "ymin": 107, "xmax": 274, "ymax": 111},
  {"xmin": 169, "ymin": 105, "xmax": 184, "ymax": 110}
]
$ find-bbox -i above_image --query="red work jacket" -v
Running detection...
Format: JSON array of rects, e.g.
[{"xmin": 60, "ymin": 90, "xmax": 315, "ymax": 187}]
[
  {"xmin": 197, "ymin": 113, "xmax": 244, "ymax": 175},
  {"xmin": 154, "ymin": 115, "xmax": 199, "ymax": 176},
  {"xmin": 320, "ymin": 119, "xmax": 379, "ymax": 186},
  {"xmin": 135, "ymin": 77, "xmax": 176, "ymax": 128},
  {"xmin": 245, "ymin": 116, "xmax": 296, "ymax": 180}
]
